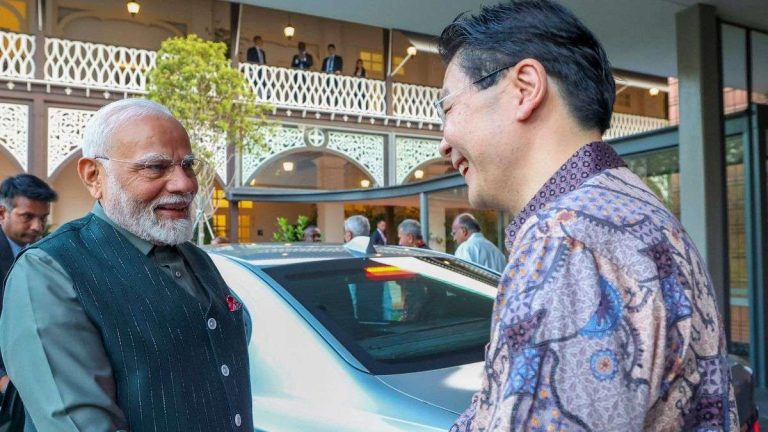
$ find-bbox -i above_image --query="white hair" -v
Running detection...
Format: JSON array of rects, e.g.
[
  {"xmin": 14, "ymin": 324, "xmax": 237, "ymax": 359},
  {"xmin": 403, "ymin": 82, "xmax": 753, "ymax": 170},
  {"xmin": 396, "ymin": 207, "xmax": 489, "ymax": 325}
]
[
  {"xmin": 344, "ymin": 215, "xmax": 370, "ymax": 238},
  {"xmin": 81, "ymin": 98, "xmax": 175, "ymax": 158}
]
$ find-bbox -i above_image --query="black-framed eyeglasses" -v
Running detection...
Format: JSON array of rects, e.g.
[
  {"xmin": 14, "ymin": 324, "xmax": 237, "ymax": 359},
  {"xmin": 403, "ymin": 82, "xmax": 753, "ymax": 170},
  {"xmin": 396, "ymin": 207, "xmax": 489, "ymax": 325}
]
[
  {"xmin": 95, "ymin": 155, "xmax": 204, "ymax": 179},
  {"xmin": 433, "ymin": 64, "xmax": 514, "ymax": 124}
]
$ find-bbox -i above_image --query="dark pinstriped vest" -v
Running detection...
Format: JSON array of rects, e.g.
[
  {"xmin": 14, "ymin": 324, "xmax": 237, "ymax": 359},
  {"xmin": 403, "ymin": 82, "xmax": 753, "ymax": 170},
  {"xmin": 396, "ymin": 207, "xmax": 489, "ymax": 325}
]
[{"xmin": 30, "ymin": 214, "xmax": 252, "ymax": 432}]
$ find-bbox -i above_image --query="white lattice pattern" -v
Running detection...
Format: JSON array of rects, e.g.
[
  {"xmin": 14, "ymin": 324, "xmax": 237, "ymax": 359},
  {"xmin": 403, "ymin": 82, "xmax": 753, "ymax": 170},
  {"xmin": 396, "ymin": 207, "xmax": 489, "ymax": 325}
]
[
  {"xmin": 395, "ymin": 137, "xmax": 442, "ymax": 184},
  {"xmin": 48, "ymin": 108, "xmax": 94, "ymax": 176},
  {"xmin": 241, "ymin": 127, "xmax": 305, "ymax": 184},
  {"xmin": 239, "ymin": 64, "xmax": 386, "ymax": 116},
  {"xmin": 0, "ymin": 103, "xmax": 29, "ymax": 171},
  {"xmin": 0, "ymin": 30, "xmax": 35, "ymax": 79},
  {"xmin": 393, "ymin": 82, "xmax": 440, "ymax": 123},
  {"xmin": 45, "ymin": 37, "xmax": 155, "ymax": 91},
  {"xmin": 604, "ymin": 113, "xmax": 670, "ymax": 140},
  {"xmin": 327, "ymin": 131, "xmax": 384, "ymax": 186},
  {"xmin": 193, "ymin": 129, "xmax": 228, "ymax": 181}
]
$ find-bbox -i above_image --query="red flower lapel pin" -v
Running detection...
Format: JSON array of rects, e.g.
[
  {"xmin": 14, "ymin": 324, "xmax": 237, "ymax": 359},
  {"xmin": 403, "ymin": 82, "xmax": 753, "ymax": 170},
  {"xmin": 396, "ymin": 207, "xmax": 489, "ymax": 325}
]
[{"xmin": 226, "ymin": 295, "xmax": 242, "ymax": 312}]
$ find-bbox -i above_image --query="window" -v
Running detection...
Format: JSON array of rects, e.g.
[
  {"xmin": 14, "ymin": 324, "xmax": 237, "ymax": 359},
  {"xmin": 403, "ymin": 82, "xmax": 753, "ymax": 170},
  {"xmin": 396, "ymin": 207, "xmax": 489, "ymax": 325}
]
[
  {"xmin": 213, "ymin": 189, "xmax": 229, "ymax": 208},
  {"xmin": 359, "ymin": 51, "xmax": 383, "ymax": 74},
  {"xmin": 213, "ymin": 214, "xmax": 227, "ymax": 237},
  {"xmin": 238, "ymin": 215, "xmax": 251, "ymax": 243},
  {"xmin": 263, "ymin": 256, "xmax": 498, "ymax": 374}
]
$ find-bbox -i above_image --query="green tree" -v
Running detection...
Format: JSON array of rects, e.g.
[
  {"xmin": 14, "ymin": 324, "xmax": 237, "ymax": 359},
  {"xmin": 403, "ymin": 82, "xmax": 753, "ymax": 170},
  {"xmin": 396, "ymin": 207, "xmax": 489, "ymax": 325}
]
[
  {"xmin": 272, "ymin": 215, "xmax": 311, "ymax": 242},
  {"xmin": 147, "ymin": 34, "xmax": 271, "ymax": 244}
]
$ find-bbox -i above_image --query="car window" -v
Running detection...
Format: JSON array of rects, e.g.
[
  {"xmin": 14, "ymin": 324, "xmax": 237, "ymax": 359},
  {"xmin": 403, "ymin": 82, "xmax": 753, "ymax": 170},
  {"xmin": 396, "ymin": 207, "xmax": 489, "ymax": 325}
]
[{"xmin": 263, "ymin": 256, "xmax": 498, "ymax": 374}]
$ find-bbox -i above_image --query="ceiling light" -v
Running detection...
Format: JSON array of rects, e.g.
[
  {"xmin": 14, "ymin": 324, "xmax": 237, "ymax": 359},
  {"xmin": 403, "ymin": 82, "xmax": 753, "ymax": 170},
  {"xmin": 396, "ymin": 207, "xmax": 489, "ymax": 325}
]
[
  {"xmin": 649, "ymin": 87, "xmax": 660, "ymax": 96},
  {"xmin": 414, "ymin": 169, "xmax": 424, "ymax": 179},
  {"xmin": 360, "ymin": 179, "xmax": 371, "ymax": 188},
  {"xmin": 282, "ymin": 161, "xmax": 295, "ymax": 172},
  {"xmin": 283, "ymin": 17, "xmax": 295, "ymax": 40},
  {"xmin": 406, "ymin": 46, "xmax": 417, "ymax": 56},
  {"xmin": 126, "ymin": 1, "xmax": 140, "ymax": 16}
]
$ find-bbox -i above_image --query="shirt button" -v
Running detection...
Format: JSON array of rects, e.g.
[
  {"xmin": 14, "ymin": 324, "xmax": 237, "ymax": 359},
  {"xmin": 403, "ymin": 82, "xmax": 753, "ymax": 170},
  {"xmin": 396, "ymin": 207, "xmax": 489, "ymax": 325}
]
[
  {"xmin": 235, "ymin": 413, "xmax": 242, "ymax": 426},
  {"xmin": 174, "ymin": 270, "xmax": 182, "ymax": 278},
  {"xmin": 207, "ymin": 318, "xmax": 217, "ymax": 330},
  {"xmin": 221, "ymin": 364, "xmax": 230, "ymax": 376}
]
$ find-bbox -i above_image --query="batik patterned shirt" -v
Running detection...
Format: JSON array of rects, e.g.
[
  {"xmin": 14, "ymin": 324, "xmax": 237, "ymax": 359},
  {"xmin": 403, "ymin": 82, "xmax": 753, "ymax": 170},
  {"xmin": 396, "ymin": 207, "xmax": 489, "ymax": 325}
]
[{"xmin": 452, "ymin": 142, "xmax": 737, "ymax": 431}]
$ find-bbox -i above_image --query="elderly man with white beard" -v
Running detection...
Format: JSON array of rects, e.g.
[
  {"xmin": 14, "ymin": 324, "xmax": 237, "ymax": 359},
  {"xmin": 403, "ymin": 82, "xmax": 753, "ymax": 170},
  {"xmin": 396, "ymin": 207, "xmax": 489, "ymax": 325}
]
[{"xmin": 0, "ymin": 99, "xmax": 252, "ymax": 432}]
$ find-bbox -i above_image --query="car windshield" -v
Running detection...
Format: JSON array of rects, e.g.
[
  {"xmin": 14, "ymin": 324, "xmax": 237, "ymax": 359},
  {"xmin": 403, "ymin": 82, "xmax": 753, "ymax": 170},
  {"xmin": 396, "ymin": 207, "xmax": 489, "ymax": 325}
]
[{"xmin": 263, "ymin": 255, "xmax": 498, "ymax": 374}]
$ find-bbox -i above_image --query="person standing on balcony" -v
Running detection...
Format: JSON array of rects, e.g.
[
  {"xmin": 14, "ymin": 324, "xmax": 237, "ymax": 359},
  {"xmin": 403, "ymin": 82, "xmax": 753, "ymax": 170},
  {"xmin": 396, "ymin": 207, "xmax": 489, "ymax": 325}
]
[
  {"xmin": 291, "ymin": 41, "xmax": 313, "ymax": 70},
  {"xmin": 246, "ymin": 35, "xmax": 266, "ymax": 65},
  {"xmin": 353, "ymin": 59, "xmax": 367, "ymax": 78},
  {"xmin": 437, "ymin": 1, "xmax": 737, "ymax": 430},
  {"xmin": 0, "ymin": 99, "xmax": 252, "ymax": 432},
  {"xmin": 322, "ymin": 44, "xmax": 343, "ymax": 75}
]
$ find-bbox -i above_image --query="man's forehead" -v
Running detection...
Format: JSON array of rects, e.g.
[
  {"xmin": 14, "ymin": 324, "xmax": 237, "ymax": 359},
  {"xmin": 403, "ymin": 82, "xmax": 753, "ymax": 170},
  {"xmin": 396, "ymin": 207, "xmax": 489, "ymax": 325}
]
[
  {"xmin": 441, "ymin": 61, "xmax": 469, "ymax": 97},
  {"xmin": 11, "ymin": 196, "xmax": 51, "ymax": 213}
]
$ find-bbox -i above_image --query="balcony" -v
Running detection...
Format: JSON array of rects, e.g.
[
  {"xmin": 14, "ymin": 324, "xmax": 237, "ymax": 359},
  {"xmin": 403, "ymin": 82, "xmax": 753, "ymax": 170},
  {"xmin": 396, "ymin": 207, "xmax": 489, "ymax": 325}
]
[{"xmin": 0, "ymin": 30, "xmax": 669, "ymax": 135}]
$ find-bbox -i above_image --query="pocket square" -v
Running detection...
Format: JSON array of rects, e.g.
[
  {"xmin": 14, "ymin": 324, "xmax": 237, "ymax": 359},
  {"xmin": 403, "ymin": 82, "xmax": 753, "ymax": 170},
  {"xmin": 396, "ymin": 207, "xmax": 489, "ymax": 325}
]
[{"xmin": 226, "ymin": 295, "xmax": 242, "ymax": 312}]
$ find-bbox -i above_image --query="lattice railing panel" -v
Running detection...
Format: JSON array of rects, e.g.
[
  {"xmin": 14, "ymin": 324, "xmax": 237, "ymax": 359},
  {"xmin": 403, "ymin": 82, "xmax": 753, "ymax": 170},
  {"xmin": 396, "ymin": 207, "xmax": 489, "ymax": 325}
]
[
  {"xmin": 0, "ymin": 30, "xmax": 35, "ymax": 79},
  {"xmin": 47, "ymin": 107, "xmax": 95, "ymax": 177},
  {"xmin": 240, "ymin": 64, "xmax": 386, "ymax": 116},
  {"xmin": 604, "ymin": 113, "xmax": 670, "ymax": 140},
  {"xmin": 45, "ymin": 37, "xmax": 155, "ymax": 91},
  {"xmin": 393, "ymin": 82, "xmax": 440, "ymax": 122},
  {"xmin": 395, "ymin": 137, "xmax": 442, "ymax": 184},
  {"xmin": 0, "ymin": 103, "xmax": 29, "ymax": 171}
]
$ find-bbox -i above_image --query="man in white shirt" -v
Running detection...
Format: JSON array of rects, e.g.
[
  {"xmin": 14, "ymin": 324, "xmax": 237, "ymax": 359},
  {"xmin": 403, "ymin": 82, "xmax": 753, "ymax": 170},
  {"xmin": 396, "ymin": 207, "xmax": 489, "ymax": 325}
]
[{"xmin": 451, "ymin": 213, "xmax": 506, "ymax": 273}]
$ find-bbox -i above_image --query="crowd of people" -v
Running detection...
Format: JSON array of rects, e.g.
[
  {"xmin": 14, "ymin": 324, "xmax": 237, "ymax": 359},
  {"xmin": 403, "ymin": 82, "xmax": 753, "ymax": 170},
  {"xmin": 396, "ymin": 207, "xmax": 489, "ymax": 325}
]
[
  {"xmin": 246, "ymin": 36, "xmax": 368, "ymax": 77},
  {"xmin": 0, "ymin": 1, "xmax": 738, "ymax": 431}
]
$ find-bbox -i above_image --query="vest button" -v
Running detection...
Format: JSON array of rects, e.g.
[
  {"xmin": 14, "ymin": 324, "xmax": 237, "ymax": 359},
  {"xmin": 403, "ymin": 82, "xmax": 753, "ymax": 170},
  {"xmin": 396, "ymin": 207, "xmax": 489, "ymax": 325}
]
[
  {"xmin": 174, "ymin": 270, "xmax": 182, "ymax": 278},
  {"xmin": 235, "ymin": 413, "xmax": 242, "ymax": 426},
  {"xmin": 221, "ymin": 364, "xmax": 230, "ymax": 376},
  {"xmin": 207, "ymin": 318, "xmax": 217, "ymax": 330}
]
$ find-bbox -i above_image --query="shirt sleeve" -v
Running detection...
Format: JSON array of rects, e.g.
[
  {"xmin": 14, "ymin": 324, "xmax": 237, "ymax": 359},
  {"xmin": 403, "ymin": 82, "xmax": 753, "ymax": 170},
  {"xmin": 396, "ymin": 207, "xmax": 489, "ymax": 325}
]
[{"xmin": 0, "ymin": 249, "xmax": 128, "ymax": 431}]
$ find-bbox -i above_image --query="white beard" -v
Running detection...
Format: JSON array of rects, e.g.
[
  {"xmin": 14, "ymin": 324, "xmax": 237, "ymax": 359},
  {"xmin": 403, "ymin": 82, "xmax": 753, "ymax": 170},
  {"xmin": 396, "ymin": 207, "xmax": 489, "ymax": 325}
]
[{"xmin": 104, "ymin": 174, "xmax": 195, "ymax": 246}]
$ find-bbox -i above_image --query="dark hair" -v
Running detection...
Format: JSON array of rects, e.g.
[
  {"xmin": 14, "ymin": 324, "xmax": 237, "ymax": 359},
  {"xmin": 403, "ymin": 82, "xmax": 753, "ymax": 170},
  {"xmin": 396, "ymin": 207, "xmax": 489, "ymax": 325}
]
[
  {"xmin": 253, "ymin": 35, "xmax": 262, "ymax": 42},
  {"xmin": 0, "ymin": 174, "xmax": 58, "ymax": 209},
  {"xmin": 328, "ymin": 44, "xmax": 336, "ymax": 50},
  {"xmin": 455, "ymin": 213, "xmax": 481, "ymax": 233},
  {"xmin": 298, "ymin": 41, "xmax": 306, "ymax": 51},
  {"xmin": 438, "ymin": 0, "xmax": 615, "ymax": 133}
]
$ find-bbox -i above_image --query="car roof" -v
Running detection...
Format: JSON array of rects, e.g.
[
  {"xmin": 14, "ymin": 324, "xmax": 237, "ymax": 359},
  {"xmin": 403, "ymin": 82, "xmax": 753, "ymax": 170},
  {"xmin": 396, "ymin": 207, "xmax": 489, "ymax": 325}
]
[{"xmin": 203, "ymin": 242, "xmax": 448, "ymax": 268}]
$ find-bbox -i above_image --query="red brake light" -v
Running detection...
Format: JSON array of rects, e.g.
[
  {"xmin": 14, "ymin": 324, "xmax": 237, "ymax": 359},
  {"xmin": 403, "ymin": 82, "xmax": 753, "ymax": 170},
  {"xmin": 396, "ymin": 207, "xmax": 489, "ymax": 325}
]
[{"xmin": 364, "ymin": 265, "xmax": 416, "ymax": 281}]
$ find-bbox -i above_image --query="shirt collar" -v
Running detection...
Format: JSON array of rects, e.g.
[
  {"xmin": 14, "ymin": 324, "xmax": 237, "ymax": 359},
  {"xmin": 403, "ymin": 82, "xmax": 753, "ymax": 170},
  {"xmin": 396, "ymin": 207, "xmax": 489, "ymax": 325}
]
[
  {"xmin": 6, "ymin": 235, "xmax": 24, "ymax": 258},
  {"xmin": 91, "ymin": 202, "xmax": 154, "ymax": 256},
  {"xmin": 504, "ymin": 141, "xmax": 626, "ymax": 249}
]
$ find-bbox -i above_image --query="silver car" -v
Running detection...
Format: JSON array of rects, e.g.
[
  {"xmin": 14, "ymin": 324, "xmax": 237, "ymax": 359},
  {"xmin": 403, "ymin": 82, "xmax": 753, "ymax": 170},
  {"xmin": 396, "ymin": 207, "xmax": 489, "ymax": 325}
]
[
  {"xmin": 206, "ymin": 241, "xmax": 758, "ymax": 432},
  {"xmin": 206, "ymin": 241, "xmax": 497, "ymax": 432}
]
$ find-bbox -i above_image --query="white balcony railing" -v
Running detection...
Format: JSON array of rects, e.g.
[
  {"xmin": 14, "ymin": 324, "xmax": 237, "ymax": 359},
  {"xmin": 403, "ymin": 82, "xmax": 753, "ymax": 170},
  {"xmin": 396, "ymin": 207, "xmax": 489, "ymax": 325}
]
[
  {"xmin": 604, "ymin": 113, "xmax": 670, "ymax": 140},
  {"xmin": 0, "ymin": 30, "xmax": 35, "ymax": 79},
  {"xmin": 240, "ymin": 63, "xmax": 387, "ymax": 116},
  {"xmin": 44, "ymin": 37, "xmax": 155, "ymax": 91},
  {"xmin": 393, "ymin": 82, "xmax": 440, "ymax": 122},
  {"xmin": 0, "ymin": 30, "xmax": 675, "ymax": 137}
]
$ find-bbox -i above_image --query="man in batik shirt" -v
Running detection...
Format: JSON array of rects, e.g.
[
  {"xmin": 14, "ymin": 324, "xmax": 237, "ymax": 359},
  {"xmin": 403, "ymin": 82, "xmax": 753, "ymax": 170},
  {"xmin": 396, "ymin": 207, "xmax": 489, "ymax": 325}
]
[{"xmin": 436, "ymin": 1, "xmax": 737, "ymax": 430}]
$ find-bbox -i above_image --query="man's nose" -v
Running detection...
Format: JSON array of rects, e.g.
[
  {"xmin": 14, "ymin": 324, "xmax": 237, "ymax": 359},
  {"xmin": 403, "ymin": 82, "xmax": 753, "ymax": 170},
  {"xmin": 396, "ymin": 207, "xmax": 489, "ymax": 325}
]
[
  {"xmin": 438, "ymin": 137, "xmax": 452, "ymax": 159},
  {"xmin": 166, "ymin": 164, "xmax": 198, "ymax": 194},
  {"xmin": 30, "ymin": 217, "xmax": 45, "ymax": 233}
]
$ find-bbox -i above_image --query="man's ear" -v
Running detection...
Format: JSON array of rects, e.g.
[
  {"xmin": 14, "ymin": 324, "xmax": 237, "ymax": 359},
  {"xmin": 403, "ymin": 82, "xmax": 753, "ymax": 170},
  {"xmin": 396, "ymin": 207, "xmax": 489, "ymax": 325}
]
[
  {"xmin": 77, "ymin": 157, "xmax": 105, "ymax": 200},
  {"xmin": 508, "ymin": 58, "xmax": 548, "ymax": 122},
  {"xmin": 0, "ymin": 203, "xmax": 7, "ymax": 224}
]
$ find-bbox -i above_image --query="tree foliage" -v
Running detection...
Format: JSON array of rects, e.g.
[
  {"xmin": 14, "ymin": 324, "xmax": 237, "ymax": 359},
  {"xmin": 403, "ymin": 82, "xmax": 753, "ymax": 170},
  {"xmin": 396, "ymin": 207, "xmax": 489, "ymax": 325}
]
[
  {"xmin": 272, "ymin": 215, "xmax": 311, "ymax": 242},
  {"xmin": 147, "ymin": 34, "xmax": 271, "ymax": 243}
]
